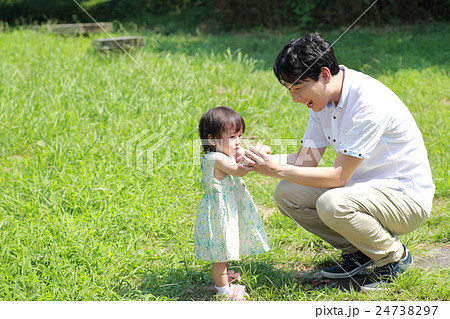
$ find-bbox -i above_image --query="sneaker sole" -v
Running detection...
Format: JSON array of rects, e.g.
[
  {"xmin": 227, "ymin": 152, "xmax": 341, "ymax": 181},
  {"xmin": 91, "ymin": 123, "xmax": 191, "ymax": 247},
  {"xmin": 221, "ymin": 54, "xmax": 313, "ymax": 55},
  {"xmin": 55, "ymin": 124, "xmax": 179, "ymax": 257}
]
[
  {"xmin": 360, "ymin": 282, "xmax": 389, "ymax": 293},
  {"xmin": 320, "ymin": 260, "xmax": 374, "ymax": 279}
]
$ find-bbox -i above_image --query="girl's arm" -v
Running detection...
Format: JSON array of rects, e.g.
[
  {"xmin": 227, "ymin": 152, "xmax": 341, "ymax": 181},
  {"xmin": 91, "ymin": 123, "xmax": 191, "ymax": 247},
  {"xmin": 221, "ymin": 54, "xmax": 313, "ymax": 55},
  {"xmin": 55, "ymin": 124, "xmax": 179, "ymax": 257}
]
[{"xmin": 214, "ymin": 152, "xmax": 249, "ymax": 178}]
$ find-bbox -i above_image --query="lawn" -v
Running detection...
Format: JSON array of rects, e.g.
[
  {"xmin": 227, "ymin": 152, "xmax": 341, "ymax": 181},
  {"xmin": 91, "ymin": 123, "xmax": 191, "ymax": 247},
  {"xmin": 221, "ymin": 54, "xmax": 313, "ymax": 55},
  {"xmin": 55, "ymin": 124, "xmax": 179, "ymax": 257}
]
[{"xmin": 0, "ymin": 22, "xmax": 448, "ymax": 301}]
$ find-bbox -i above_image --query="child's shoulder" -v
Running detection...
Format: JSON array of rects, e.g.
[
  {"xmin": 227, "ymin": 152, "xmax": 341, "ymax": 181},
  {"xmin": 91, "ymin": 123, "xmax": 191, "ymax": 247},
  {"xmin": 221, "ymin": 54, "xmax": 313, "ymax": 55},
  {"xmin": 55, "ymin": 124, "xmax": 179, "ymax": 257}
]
[
  {"xmin": 202, "ymin": 151, "xmax": 217, "ymax": 161},
  {"xmin": 201, "ymin": 151, "xmax": 220, "ymax": 167},
  {"xmin": 210, "ymin": 152, "xmax": 236, "ymax": 165},
  {"xmin": 203, "ymin": 151, "xmax": 233, "ymax": 161}
]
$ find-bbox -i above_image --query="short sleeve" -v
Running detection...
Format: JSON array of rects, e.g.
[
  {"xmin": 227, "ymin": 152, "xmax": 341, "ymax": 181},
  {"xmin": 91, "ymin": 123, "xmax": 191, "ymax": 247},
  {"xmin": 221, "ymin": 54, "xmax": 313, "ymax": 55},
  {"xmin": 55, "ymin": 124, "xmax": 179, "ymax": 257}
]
[
  {"xmin": 339, "ymin": 105, "xmax": 389, "ymax": 159},
  {"xmin": 302, "ymin": 110, "xmax": 329, "ymax": 149}
]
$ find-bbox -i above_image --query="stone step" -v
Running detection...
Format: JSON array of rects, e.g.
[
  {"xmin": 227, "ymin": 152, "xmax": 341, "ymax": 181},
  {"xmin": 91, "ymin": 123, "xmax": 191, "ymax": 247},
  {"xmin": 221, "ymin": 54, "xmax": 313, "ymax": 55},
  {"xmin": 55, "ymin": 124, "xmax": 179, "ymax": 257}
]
[{"xmin": 92, "ymin": 36, "xmax": 146, "ymax": 51}]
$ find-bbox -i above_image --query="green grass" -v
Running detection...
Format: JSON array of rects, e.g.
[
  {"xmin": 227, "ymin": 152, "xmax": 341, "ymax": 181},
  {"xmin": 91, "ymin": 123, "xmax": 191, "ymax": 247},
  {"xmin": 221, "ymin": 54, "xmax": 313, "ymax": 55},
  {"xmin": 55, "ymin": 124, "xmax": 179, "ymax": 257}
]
[{"xmin": 0, "ymin": 22, "xmax": 449, "ymax": 300}]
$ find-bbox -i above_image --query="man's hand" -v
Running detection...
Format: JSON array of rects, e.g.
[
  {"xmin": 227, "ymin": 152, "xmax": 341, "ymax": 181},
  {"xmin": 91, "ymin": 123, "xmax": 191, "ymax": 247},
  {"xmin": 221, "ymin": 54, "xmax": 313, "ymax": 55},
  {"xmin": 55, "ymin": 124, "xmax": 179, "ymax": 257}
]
[
  {"xmin": 238, "ymin": 143, "xmax": 271, "ymax": 171},
  {"xmin": 255, "ymin": 143, "xmax": 272, "ymax": 155},
  {"xmin": 235, "ymin": 147, "xmax": 246, "ymax": 164},
  {"xmin": 242, "ymin": 146, "xmax": 280, "ymax": 178}
]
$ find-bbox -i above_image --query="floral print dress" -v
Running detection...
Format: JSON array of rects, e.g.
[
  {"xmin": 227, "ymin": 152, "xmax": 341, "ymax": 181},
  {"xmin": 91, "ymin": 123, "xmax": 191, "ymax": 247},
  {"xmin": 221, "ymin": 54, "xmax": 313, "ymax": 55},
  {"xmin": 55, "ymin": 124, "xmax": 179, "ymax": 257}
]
[{"xmin": 194, "ymin": 152, "xmax": 270, "ymax": 262}]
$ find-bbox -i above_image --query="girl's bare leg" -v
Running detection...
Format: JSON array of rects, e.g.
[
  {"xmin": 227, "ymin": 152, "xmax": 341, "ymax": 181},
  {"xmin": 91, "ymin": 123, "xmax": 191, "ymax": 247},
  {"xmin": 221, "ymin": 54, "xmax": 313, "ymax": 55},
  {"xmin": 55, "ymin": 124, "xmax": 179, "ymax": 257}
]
[{"xmin": 212, "ymin": 262, "xmax": 228, "ymax": 288}]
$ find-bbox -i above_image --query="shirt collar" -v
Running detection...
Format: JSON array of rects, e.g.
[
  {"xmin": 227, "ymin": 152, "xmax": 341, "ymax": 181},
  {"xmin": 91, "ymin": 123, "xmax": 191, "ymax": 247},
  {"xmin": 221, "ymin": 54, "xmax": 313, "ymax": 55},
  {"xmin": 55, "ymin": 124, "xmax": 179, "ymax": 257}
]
[{"xmin": 335, "ymin": 65, "xmax": 347, "ymax": 109}]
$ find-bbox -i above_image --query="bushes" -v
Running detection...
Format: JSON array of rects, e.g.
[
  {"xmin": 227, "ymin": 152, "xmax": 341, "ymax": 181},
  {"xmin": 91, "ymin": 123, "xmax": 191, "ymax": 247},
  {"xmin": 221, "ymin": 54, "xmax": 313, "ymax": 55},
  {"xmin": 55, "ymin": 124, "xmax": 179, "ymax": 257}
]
[
  {"xmin": 211, "ymin": 0, "xmax": 450, "ymax": 30},
  {"xmin": 0, "ymin": 0, "xmax": 449, "ymax": 30},
  {"xmin": 88, "ymin": 0, "xmax": 212, "ymax": 32},
  {"xmin": 211, "ymin": 0, "xmax": 316, "ymax": 31},
  {"xmin": 309, "ymin": 0, "xmax": 450, "ymax": 28},
  {"xmin": 0, "ymin": 0, "xmax": 92, "ymax": 24},
  {"xmin": 88, "ymin": 0, "xmax": 192, "ymax": 20}
]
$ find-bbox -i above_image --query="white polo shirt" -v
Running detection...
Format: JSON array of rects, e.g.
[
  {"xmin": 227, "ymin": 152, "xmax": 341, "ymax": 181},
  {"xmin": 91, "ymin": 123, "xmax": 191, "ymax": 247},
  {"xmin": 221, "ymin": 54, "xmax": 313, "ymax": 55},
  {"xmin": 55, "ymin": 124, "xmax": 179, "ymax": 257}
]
[{"xmin": 302, "ymin": 66, "xmax": 435, "ymax": 215}]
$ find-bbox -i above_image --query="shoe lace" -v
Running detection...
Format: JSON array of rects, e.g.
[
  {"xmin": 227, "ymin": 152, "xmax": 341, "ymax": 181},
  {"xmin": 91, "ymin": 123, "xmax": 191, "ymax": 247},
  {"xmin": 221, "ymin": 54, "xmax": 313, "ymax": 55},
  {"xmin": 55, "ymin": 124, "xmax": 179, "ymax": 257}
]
[
  {"xmin": 341, "ymin": 252, "xmax": 360, "ymax": 266},
  {"xmin": 373, "ymin": 262, "xmax": 397, "ymax": 278}
]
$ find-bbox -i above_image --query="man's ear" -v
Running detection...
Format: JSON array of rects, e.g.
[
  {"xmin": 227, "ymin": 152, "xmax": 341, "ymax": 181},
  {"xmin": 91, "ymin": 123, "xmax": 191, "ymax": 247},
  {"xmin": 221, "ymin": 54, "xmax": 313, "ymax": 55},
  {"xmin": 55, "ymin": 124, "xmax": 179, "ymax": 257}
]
[{"xmin": 320, "ymin": 67, "xmax": 332, "ymax": 84}]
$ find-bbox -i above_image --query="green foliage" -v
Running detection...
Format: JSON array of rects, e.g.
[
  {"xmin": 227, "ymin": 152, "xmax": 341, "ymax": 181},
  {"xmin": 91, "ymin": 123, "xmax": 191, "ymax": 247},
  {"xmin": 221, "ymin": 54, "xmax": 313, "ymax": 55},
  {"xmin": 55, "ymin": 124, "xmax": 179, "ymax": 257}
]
[
  {"xmin": 88, "ymin": 0, "xmax": 193, "ymax": 19},
  {"xmin": 0, "ymin": 0, "xmax": 93, "ymax": 23},
  {"xmin": 0, "ymin": 0, "xmax": 449, "ymax": 30},
  {"xmin": 210, "ymin": 0, "xmax": 316, "ymax": 31}
]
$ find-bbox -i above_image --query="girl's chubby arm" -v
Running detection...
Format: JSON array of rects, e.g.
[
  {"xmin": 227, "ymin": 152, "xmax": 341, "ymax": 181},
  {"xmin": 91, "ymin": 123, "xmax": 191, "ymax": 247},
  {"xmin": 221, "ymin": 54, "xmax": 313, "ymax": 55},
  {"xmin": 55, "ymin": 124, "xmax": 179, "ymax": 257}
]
[
  {"xmin": 215, "ymin": 145, "xmax": 272, "ymax": 179},
  {"xmin": 214, "ymin": 152, "xmax": 249, "ymax": 179}
]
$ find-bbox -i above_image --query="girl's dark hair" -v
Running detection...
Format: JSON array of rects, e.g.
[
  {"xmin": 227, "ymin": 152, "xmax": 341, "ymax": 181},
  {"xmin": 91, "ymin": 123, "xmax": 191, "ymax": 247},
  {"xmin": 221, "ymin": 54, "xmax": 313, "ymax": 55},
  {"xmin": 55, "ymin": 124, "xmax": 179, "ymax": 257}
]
[
  {"xmin": 273, "ymin": 32, "xmax": 340, "ymax": 85},
  {"xmin": 199, "ymin": 106, "xmax": 245, "ymax": 153}
]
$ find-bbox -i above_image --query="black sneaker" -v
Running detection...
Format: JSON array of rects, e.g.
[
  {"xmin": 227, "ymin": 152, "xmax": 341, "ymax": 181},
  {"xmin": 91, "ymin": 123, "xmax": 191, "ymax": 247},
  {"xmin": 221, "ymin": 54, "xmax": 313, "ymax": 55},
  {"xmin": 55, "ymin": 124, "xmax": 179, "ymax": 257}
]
[
  {"xmin": 320, "ymin": 251, "xmax": 374, "ymax": 279},
  {"xmin": 361, "ymin": 245, "xmax": 412, "ymax": 292}
]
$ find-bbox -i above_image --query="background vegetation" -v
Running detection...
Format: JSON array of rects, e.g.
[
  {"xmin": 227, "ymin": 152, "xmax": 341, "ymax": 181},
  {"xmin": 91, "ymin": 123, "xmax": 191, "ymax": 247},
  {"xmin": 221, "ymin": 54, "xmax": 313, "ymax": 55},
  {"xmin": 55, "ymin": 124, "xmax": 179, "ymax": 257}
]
[{"xmin": 1, "ymin": 0, "xmax": 449, "ymax": 32}]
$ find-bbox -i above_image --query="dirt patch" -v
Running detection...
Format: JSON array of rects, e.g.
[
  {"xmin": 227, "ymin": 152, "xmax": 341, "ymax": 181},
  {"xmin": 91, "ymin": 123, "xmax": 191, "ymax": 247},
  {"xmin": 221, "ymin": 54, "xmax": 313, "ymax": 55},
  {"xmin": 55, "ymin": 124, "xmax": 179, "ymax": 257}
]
[
  {"xmin": 257, "ymin": 205, "xmax": 276, "ymax": 221},
  {"xmin": 414, "ymin": 244, "xmax": 450, "ymax": 270}
]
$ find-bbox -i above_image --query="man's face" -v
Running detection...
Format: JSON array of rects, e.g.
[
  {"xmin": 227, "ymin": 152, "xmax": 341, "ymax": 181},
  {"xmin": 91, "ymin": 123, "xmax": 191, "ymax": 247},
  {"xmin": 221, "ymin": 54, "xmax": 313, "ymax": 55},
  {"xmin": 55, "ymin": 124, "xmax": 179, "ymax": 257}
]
[{"xmin": 285, "ymin": 77, "xmax": 328, "ymax": 112}]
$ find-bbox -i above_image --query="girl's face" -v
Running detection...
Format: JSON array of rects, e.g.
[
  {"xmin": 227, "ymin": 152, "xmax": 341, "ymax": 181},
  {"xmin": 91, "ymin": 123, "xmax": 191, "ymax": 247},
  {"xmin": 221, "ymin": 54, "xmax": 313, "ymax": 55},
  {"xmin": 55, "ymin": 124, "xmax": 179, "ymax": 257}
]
[{"xmin": 210, "ymin": 127, "xmax": 243, "ymax": 157}]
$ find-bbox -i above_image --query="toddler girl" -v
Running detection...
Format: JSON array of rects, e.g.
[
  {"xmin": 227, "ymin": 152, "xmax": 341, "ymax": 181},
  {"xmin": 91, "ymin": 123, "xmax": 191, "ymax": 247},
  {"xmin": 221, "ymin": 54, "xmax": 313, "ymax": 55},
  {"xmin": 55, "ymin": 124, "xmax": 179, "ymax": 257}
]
[{"xmin": 194, "ymin": 106, "xmax": 270, "ymax": 301}]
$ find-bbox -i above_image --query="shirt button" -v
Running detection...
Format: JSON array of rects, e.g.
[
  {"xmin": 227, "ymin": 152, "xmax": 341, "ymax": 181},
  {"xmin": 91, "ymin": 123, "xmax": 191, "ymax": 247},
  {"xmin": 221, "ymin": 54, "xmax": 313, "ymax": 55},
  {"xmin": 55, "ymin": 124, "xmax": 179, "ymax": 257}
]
[{"xmin": 333, "ymin": 116, "xmax": 336, "ymax": 119}]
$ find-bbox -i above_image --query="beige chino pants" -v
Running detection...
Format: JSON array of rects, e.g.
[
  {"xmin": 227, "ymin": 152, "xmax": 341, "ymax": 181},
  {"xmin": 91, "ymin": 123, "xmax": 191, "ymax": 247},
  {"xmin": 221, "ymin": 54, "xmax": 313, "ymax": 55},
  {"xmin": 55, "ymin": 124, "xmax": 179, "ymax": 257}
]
[{"xmin": 274, "ymin": 181, "xmax": 428, "ymax": 266}]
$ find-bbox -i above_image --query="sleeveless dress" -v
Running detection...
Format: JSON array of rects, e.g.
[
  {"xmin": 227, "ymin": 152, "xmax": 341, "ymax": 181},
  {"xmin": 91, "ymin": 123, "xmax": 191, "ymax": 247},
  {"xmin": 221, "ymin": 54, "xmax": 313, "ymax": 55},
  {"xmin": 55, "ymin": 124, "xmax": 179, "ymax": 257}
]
[{"xmin": 194, "ymin": 152, "xmax": 270, "ymax": 262}]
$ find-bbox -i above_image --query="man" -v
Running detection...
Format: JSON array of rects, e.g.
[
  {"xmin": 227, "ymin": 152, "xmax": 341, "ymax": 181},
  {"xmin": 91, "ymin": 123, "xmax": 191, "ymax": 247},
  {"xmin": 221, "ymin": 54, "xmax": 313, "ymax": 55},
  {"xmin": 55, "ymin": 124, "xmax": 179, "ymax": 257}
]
[{"xmin": 244, "ymin": 33, "xmax": 434, "ymax": 292}]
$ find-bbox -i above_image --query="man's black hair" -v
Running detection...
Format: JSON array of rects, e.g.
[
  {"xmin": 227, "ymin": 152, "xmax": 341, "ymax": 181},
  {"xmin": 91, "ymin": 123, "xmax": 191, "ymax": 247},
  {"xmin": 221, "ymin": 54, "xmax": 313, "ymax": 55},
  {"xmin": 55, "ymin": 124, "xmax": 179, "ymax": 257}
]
[{"xmin": 273, "ymin": 33, "xmax": 340, "ymax": 85}]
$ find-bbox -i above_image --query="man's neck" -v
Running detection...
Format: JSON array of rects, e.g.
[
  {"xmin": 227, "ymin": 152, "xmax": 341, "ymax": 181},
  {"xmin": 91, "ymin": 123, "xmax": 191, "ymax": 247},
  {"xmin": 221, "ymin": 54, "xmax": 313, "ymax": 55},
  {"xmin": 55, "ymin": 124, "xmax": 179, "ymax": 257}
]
[{"xmin": 331, "ymin": 69, "xmax": 345, "ymax": 105}]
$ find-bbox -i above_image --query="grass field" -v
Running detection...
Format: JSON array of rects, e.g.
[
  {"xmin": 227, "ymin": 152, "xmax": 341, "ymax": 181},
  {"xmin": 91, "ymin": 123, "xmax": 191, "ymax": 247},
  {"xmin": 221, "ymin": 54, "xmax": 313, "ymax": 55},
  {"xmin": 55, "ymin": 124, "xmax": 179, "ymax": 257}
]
[{"xmin": 0, "ymin": 22, "xmax": 449, "ymax": 301}]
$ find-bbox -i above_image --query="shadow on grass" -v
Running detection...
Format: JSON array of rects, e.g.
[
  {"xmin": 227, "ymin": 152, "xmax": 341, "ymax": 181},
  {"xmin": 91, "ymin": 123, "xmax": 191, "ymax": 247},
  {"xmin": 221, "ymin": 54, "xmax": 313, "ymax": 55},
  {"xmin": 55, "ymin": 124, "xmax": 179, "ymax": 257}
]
[
  {"xmin": 117, "ymin": 259, "xmax": 371, "ymax": 300},
  {"xmin": 288, "ymin": 259, "xmax": 371, "ymax": 293}
]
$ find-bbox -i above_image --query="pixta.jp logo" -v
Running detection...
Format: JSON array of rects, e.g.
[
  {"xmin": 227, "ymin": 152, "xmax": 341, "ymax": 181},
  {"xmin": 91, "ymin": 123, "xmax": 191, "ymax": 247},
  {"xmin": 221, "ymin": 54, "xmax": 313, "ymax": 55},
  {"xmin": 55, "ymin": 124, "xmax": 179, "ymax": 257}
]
[{"xmin": 126, "ymin": 129, "xmax": 173, "ymax": 174}]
